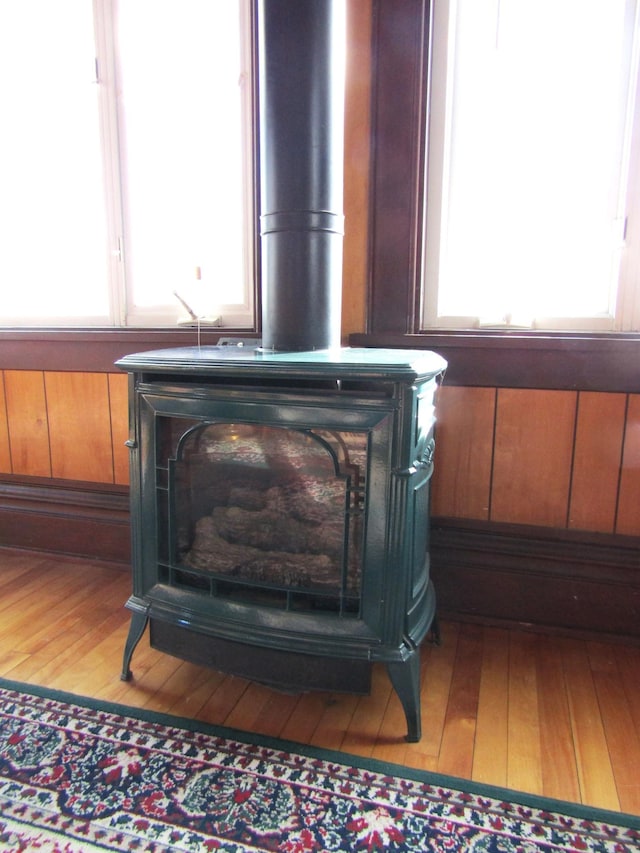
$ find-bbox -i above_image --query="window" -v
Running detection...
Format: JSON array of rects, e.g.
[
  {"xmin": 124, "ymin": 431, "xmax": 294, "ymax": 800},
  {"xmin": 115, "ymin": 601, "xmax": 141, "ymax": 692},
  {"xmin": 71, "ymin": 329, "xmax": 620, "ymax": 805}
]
[
  {"xmin": 422, "ymin": 0, "xmax": 640, "ymax": 331},
  {"xmin": 0, "ymin": 0, "xmax": 255, "ymax": 328}
]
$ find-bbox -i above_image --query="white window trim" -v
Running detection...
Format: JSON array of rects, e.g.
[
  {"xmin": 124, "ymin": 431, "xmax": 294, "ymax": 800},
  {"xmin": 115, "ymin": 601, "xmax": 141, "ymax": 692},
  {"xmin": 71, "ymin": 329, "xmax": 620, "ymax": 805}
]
[
  {"xmin": 94, "ymin": 0, "xmax": 126, "ymax": 326},
  {"xmin": 111, "ymin": 0, "xmax": 255, "ymax": 330},
  {"xmin": 422, "ymin": 0, "xmax": 640, "ymax": 333},
  {"xmin": 1, "ymin": 0, "xmax": 256, "ymax": 330}
]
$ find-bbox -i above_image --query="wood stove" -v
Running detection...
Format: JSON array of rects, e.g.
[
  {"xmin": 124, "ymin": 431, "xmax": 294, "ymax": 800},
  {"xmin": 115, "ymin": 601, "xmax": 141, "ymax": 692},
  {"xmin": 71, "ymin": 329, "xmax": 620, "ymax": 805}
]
[
  {"xmin": 118, "ymin": 344, "xmax": 445, "ymax": 741},
  {"xmin": 117, "ymin": 0, "xmax": 447, "ymax": 741}
]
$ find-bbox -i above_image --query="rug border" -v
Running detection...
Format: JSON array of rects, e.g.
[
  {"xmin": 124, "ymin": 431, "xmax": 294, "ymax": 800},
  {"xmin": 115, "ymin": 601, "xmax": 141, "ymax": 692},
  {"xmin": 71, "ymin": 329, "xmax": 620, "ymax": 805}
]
[{"xmin": 2, "ymin": 675, "xmax": 638, "ymax": 833}]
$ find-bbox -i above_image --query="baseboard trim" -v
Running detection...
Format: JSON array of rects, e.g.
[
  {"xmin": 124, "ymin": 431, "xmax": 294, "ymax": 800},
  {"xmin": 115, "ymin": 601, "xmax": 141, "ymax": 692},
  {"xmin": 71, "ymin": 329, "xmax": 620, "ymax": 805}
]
[
  {"xmin": 430, "ymin": 518, "xmax": 640, "ymax": 639},
  {"xmin": 0, "ymin": 477, "xmax": 130, "ymax": 565}
]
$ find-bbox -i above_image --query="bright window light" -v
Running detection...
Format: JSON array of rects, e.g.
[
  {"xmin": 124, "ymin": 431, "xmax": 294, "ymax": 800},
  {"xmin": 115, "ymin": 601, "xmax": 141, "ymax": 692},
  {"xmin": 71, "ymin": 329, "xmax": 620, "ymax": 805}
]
[
  {"xmin": 0, "ymin": 1, "xmax": 109, "ymax": 320},
  {"xmin": 424, "ymin": 0, "xmax": 639, "ymax": 329},
  {"xmin": 0, "ymin": 0, "xmax": 254, "ymax": 328},
  {"xmin": 117, "ymin": 1, "xmax": 252, "ymax": 325}
]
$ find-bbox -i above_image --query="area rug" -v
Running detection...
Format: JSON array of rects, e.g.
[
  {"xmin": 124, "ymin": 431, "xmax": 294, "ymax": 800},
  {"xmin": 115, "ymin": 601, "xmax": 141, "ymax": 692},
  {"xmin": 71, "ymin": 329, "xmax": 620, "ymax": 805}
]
[{"xmin": 0, "ymin": 679, "xmax": 638, "ymax": 852}]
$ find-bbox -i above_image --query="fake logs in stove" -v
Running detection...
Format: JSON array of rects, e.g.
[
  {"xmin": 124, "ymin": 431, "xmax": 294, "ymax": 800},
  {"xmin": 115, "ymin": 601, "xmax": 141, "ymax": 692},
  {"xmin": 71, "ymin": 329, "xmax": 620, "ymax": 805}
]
[{"xmin": 118, "ymin": 348, "xmax": 446, "ymax": 742}]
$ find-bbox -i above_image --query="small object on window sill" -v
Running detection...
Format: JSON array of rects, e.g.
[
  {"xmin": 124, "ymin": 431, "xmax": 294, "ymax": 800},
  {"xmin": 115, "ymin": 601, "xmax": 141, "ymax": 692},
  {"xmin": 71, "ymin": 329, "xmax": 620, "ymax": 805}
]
[
  {"xmin": 177, "ymin": 315, "xmax": 221, "ymax": 326},
  {"xmin": 173, "ymin": 290, "xmax": 220, "ymax": 326},
  {"xmin": 173, "ymin": 290, "xmax": 198, "ymax": 321},
  {"xmin": 478, "ymin": 312, "xmax": 533, "ymax": 330}
]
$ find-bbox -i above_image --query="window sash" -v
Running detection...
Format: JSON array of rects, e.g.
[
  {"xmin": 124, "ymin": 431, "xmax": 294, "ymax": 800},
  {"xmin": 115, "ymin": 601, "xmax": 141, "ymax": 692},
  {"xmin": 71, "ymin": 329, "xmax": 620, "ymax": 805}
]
[
  {"xmin": 421, "ymin": 0, "xmax": 640, "ymax": 333},
  {"xmin": 0, "ymin": 0, "xmax": 256, "ymax": 329}
]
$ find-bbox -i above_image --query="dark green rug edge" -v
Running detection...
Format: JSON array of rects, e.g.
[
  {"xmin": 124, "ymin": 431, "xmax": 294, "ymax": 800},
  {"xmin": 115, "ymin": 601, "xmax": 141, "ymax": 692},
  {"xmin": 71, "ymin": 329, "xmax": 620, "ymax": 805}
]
[{"xmin": 1, "ymin": 676, "xmax": 638, "ymax": 832}]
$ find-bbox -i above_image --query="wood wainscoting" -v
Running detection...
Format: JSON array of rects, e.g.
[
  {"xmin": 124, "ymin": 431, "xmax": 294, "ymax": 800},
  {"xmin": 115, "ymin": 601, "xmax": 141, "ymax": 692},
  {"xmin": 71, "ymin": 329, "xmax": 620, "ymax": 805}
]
[
  {"xmin": 430, "ymin": 385, "xmax": 640, "ymax": 536},
  {"xmin": 1, "ymin": 349, "xmax": 639, "ymax": 641},
  {"xmin": 0, "ymin": 366, "xmax": 131, "ymax": 563},
  {"xmin": 427, "ymin": 383, "xmax": 640, "ymax": 640}
]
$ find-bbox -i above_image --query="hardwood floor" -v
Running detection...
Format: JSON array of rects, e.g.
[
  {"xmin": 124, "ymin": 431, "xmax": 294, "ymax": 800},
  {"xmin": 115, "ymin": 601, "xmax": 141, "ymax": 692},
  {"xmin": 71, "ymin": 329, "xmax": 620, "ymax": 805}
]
[{"xmin": 1, "ymin": 548, "xmax": 639, "ymax": 816}]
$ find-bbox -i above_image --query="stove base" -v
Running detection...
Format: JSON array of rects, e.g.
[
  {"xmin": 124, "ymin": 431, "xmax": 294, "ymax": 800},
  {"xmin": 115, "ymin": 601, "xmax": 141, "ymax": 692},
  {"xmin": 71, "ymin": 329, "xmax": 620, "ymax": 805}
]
[{"xmin": 149, "ymin": 619, "xmax": 373, "ymax": 696}]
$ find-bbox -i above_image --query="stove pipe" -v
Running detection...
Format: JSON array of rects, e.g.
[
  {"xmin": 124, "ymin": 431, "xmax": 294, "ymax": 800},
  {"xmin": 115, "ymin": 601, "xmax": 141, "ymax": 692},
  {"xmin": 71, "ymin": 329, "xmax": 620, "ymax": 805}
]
[{"xmin": 258, "ymin": 0, "xmax": 345, "ymax": 351}]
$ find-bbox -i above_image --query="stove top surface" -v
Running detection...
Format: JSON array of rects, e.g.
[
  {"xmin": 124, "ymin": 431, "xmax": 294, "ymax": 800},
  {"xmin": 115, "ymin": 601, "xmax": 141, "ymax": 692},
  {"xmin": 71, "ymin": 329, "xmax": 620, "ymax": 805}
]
[{"xmin": 116, "ymin": 345, "xmax": 448, "ymax": 381}]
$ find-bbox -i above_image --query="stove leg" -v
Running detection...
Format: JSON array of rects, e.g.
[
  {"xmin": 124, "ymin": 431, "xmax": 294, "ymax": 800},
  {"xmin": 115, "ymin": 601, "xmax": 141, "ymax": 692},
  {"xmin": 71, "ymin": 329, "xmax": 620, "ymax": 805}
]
[
  {"xmin": 387, "ymin": 649, "xmax": 421, "ymax": 742},
  {"xmin": 429, "ymin": 614, "xmax": 441, "ymax": 646},
  {"xmin": 120, "ymin": 609, "xmax": 149, "ymax": 681}
]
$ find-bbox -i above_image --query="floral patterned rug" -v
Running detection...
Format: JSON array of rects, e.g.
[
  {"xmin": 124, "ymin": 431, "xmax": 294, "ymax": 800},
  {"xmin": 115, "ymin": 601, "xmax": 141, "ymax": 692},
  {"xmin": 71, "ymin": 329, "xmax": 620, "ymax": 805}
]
[{"xmin": 0, "ymin": 679, "xmax": 638, "ymax": 852}]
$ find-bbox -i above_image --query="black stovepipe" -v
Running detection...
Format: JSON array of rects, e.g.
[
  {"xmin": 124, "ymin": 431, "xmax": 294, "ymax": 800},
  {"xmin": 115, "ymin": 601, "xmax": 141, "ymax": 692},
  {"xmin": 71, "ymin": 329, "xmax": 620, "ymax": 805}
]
[{"xmin": 258, "ymin": 0, "xmax": 345, "ymax": 352}]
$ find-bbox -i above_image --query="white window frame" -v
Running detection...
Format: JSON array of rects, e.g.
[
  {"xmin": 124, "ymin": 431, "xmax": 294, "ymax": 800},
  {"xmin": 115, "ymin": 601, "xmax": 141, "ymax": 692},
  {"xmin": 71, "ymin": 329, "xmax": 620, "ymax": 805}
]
[
  {"xmin": 421, "ymin": 0, "xmax": 640, "ymax": 333},
  {"xmin": 0, "ymin": 0, "xmax": 256, "ymax": 330}
]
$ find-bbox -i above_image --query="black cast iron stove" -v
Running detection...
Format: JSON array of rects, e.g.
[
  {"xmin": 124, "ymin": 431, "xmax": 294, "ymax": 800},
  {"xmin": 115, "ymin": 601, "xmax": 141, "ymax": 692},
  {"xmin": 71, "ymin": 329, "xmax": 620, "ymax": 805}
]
[
  {"xmin": 116, "ymin": 0, "xmax": 447, "ymax": 741},
  {"xmin": 118, "ymin": 344, "xmax": 446, "ymax": 741}
]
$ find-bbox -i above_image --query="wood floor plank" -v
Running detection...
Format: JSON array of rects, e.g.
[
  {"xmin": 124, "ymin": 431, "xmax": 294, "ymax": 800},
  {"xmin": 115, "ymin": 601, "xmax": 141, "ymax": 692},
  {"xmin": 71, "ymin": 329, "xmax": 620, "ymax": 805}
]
[
  {"xmin": 197, "ymin": 674, "xmax": 251, "ymax": 725},
  {"xmin": 591, "ymin": 668, "xmax": 640, "ymax": 815},
  {"xmin": 0, "ymin": 563, "xmax": 107, "ymax": 632},
  {"xmin": 11, "ymin": 572, "xmax": 126, "ymax": 657},
  {"xmin": 34, "ymin": 602, "xmax": 132, "ymax": 695},
  {"xmin": 586, "ymin": 638, "xmax": 640, "ymax": 813},
  {"xmin": 507, "ymin": 632, "xmax": 543, "ymax": 795},
  {"xmin": 5, "ymin": 572, "xmax": 130, "ymax": 686},
  {"xmin": 371, "ymin": 687, "xmax": 412, "ymax": 766},
  {"xmin": 472, "ymin": 626, "xmax": 509, "ymax": 787},
  {"xmin": 97, "ymin": 633, "xmax": 181, "ymax": 707},
  {"xmin": 279, "ymin": 690, "xmax": 333, "ymax": 745},
  {"xmin": 403, "ymin": 622, "xmax": 460, "ymax": 770},
  {"xmin": 225, "ymin": 683, "xmax": 298, "ymax": 735},
  {"xmin": 2, "ymin": 578, "xmax": 129, "ymax": 681},
  {"xmin": 224, "ymin": 681, "xmax": 283, "ymax": 732},
  {"xmin": 436, "ymin": 622, "xmax": 483, "ymax": 779},
  {"xmin": 249, "ymin": 690, "xmax": 301, "ymax": 739},
  {"xmin": 0, "ymin": 650, "xmax": 30, "ymax": 676},
  {"xmin": 340, "ymin": 664, "xmax": 392, "ymax": 758},
  {"xmin": 117, "ymin": 653, "xmax": 183, "ymax": 711},
  {"xmin": 309, "ymin": 692, "xmax": 359, "ymax": 753},
  {"xmin": 615, "ymin": 645, "xmax": 640, "ymax": 736},
  {"xmin": 137, "ymin": 660, "xmax": 221, "ymax": 717},
  {"xmin": 22, "ymin": 609, "xmax": 131, "ymax": 689},
  {"xmin": 169, "ymin": 667, "xmax": 228, "ymax": 721},
  {"xmin": 559, "ymin": 637, "xmax": 620, "ymax": 811},
  {"xmin": 0, "ymin": 565, "xmax": 69, "ymax": 614},
  {"xmin": 535, "ymin": 634, "xmax": 581, "ymax": 804},
  {"xmin": 0, "ymin": 554, "xmax": 49, "ymax": 589}
]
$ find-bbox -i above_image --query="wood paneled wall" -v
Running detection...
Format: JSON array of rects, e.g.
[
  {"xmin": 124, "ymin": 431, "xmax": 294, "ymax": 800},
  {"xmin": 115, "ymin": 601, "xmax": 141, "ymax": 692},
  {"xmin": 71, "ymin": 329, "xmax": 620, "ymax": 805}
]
[
  {"xmin": 0, "ymin": 370, "xmax": 129, "ymax": 486},
  {"xmin": 431, "ymin": 386, "xmax": 640, "ymax": 537},
  {"xmin": 1, "ymin": 368, "xmax": 638, "ymax": 636},
  {"xmin": 2, "ymin": 371, "xmax": 638, "ymax": 540}
]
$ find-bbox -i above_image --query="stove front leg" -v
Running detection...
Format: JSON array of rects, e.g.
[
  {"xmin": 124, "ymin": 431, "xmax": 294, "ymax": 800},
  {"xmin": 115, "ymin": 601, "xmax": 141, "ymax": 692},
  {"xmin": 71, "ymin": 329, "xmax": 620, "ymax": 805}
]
[
  {"xmin": 387, "ymin": 649, "xmax": 422, "ymax": 742},
  {"xmin": 120, "ymin": 606, "xmax": 149, "ymax": 681}
]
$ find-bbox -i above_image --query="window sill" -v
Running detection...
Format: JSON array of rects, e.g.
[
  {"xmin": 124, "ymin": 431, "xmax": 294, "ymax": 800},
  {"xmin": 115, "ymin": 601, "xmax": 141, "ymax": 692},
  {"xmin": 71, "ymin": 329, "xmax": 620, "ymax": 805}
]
[
  {"xmin": 0, "ymin": 327, "xmax": 260, "ymax": 372},
  {"xmin": 349, "ymin": 330, "xmax": 640, "ymax": 392},
  {"xmin": 2, "ymin": 327, "xmax": 638, "ymax": 392}
]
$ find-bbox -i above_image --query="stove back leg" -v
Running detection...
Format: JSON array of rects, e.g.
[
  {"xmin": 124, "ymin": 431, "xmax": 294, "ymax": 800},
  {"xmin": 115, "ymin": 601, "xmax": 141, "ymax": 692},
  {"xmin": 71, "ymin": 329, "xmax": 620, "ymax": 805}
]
[{"xmin": 387, "ymin": 648, "xmax": 422, "ymax": 742}]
